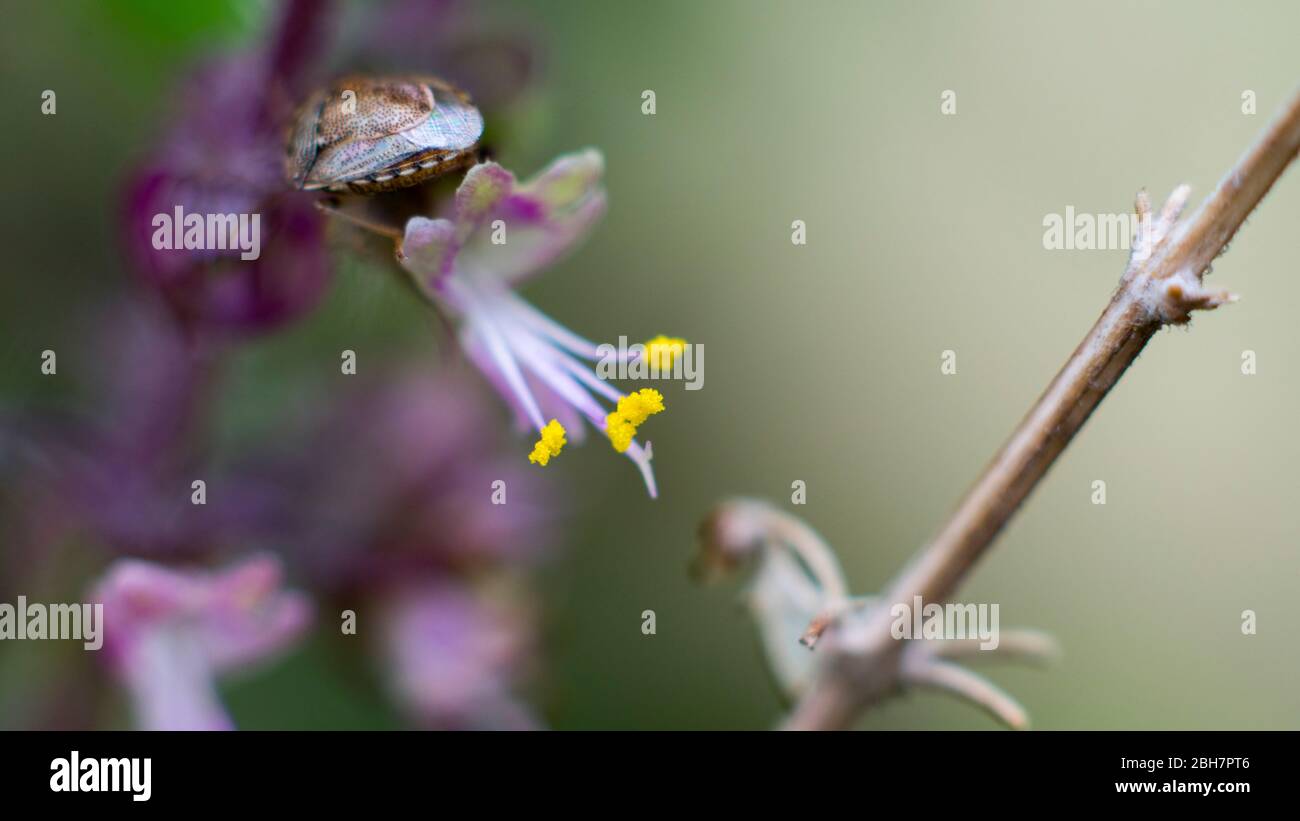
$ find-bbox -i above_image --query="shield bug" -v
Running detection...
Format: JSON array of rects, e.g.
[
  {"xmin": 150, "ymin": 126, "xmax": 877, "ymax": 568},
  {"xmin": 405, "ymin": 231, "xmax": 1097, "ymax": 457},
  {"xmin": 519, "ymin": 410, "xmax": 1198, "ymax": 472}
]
[{"xmin": 285, "ymin": 75, "xmax": 484, "ymax": 195}]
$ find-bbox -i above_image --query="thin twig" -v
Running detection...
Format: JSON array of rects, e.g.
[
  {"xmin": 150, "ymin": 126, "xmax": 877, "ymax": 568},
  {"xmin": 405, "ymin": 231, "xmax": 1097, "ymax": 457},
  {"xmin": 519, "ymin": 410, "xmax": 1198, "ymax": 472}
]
[
  {"xmin": 927, "ymin": 629, "xmax": 1060, "ymax": 664},
  {"xmin": 784, "ymin": 86, "xmax": 1300, "ymax": 730},
  {"xmin": 901, "ymin": 655, "xmax": 1030, "ymax": 730}
]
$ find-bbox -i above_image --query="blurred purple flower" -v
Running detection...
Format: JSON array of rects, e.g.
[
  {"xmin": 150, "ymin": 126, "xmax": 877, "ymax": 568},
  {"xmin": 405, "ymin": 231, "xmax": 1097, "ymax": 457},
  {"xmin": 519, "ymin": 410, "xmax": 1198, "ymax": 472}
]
[
  {"xmin": 91, "ymin": 554, "xmax": 312, "ymax": 730},
  {"xmin": 398, "ymin": 150, "xmax": 677, "ymax": 496},
  {"xmin": 5, "ymin": 299, "xmax": 278, "ymax": 561},
  {"xmin": 382, "ymin": 580, "xmax": 537, "ymax": 729},
  {"xmin": 121, "ymin": 0, "xmax": 334, "ymax": 334},
  {"xmin": 248, "ymin": 366, "xmax": 555, "ymax": 728},
  {"xmin": 264, "ymin": 368, "xmax": 554, "ymax": 591}
]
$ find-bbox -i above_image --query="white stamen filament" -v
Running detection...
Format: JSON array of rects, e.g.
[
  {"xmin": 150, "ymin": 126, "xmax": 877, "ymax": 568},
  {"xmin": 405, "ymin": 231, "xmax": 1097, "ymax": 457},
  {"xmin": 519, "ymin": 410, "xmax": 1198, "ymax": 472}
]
[
  {"xmin": 457, "ymin": 292, "xmax": 546, "ymax": 432},
  {"xmin": 444, "ymin": 272, "xmax": 660, "ymax": 497}
]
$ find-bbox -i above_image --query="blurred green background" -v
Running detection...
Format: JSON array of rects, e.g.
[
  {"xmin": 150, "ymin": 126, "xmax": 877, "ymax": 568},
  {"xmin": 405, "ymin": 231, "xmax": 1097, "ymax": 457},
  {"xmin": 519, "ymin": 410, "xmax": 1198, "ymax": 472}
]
[{"xmin": 3, "ymin": 0, "xmax": 1300, "ymax": 729}]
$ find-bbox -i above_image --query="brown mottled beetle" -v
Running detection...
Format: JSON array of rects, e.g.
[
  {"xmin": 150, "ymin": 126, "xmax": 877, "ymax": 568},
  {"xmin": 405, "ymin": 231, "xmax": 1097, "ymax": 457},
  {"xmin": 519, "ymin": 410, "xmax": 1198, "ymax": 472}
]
[{"xmin": 285, "ymin": 75, "xmax": 484, "ymax": 195}]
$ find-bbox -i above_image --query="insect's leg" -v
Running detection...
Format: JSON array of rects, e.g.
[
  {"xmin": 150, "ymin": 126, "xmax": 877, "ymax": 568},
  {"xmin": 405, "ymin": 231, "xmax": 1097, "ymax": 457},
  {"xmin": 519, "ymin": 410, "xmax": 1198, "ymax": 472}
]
[{"xmin": 313, "ymin": 196, "xmax": 404, "ymax": 240}]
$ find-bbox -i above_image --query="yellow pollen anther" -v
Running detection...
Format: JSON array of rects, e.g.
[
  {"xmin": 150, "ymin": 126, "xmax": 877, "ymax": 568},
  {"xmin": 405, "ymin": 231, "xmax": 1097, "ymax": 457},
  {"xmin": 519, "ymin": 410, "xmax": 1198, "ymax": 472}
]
[
  {"xmin": 604, "ymin": 389, "xmax": 666, "ymax": 453},
  {"xmin": 605, "ymin": 412, "xmax": 637, "ymax": 453},
  {"xmin": 645, "ymin": 336, "xmax": 687, "ymax": 370},
  {"xmin": 528, "ymin": 419, "xmax": 567, "ymax": 466},
  {"xmin": 616, "ymin": 388, "xmax": 664, "ymax": 426}
]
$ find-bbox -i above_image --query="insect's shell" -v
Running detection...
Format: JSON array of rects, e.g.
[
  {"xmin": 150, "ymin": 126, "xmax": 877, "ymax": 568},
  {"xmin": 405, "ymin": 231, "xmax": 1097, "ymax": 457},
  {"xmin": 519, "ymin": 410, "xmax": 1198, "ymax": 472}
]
[{"xmin": 285, "ymin": 75, "xmax": 484, "ymax": 195}]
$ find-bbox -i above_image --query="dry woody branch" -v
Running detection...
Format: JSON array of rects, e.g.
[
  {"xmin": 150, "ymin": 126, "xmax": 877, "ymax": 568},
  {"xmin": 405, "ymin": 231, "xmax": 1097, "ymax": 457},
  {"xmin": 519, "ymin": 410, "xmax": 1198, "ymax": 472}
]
[{"xmin": 699, "ymin": 86, "xmax": 1300, "ymax": 731}]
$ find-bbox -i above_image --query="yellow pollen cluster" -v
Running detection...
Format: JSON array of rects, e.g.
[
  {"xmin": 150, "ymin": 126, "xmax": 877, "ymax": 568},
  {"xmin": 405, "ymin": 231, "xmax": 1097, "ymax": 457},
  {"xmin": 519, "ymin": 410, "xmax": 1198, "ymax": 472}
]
[
  {"xmin": 604, "ymin": 389, "xmax": 665, "ymax": 453},
  {"xmin": 644, "ymin": 336, "xmax": 687, "ymax": 370},
  {"xmin": 528, "ymin": 419, "xmax": 567, "ymax": 466}
]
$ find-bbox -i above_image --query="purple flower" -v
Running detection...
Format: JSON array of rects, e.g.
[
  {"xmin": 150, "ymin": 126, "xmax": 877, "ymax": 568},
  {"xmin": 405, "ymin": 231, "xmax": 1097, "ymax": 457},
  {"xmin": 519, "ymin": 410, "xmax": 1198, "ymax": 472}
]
[
  {"xmin": 7, "ymin": 299, "xmax": 277, "ymax": 560},
  {"xmin": 245, "ymin": 367, "xmax": 555, "ymax": 728},
  {"xmin": 381, "ymin": 580, "xmax": 537, "ymax": 729},
  {"xmin": 397, "ymin": 150, "xmax": 685, "ymax": 497},
  {"xmin": 261, "ymin": 368, "xmax": 555, "ymax": 590},
  {"xmin": 121, "ymin": 1, "xmax": 333, "ymax": 334},
  {"xmin": 91, "ymin": 554, "xmax": 312, "ymax": 730}
]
